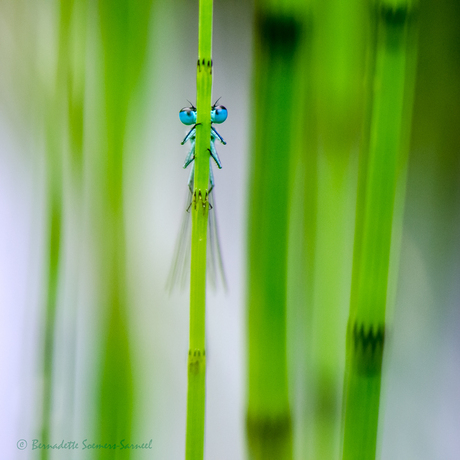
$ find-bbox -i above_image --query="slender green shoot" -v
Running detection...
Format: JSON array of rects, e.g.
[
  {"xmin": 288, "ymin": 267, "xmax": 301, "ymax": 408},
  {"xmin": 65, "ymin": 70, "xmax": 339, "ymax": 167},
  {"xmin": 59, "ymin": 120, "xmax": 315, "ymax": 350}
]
[
  {"xmin": 40, "ymin": 2, "xmax": 74, "ymax": 455},
  {"xmin": 340, "ymin": 1, "xmax": 418, "ymax": 459},
  {"xmin": 302, "ymin": 0, "xmax": 368, "ymax": 458},
  {"xmin": 185, "ymin": 1, "xmax": 213, "ymax": 459},
  {"xmin": 246, "ymin": 2, "xmax": 308, "ymax": 458},
  {"xmin": 40, "ymin": 187, "xmax": 61, "ymax": 460},
  {"xmin": 96, "ymin": 1, "xmax": 154, "ymax": 456}
]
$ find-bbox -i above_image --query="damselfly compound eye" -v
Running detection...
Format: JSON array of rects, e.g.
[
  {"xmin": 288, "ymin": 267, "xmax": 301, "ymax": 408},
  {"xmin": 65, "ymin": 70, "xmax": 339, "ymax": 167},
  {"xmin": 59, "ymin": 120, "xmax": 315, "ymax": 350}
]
[
  {"xmin": 211, "ymin": 105, "xmax": 228, "ymax": 124},
  {"xmin": 179, "ymin": 107, "xmax": 197, "ymax": 125}
]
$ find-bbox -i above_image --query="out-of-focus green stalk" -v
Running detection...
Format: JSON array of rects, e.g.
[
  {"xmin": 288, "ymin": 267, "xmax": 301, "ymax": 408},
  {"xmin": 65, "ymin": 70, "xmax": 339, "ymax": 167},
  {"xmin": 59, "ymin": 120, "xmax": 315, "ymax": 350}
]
[
  {"xmin": 96, "ymin": 1, "xmax": 153, "ymax": 457},
  {"xmin": 66, "ymin": 0, "xmax": 87, "ymax": 175},
  {"xmin": 247, "ymin": 1, "xmax": 307, "ymax": 459},
  {"xmin": 185, "ymin": 2, "xmax": 213, "ymax": 459},
  {"xmin": 40, "ymin": 2, "xmax": 77, "ymax": 456},
  {"xmin": 304, "ymin": 1, "xmax": 367, "ymax": 459},
  {"xmin": 40, "ymin": 187, "xmax": 61, "ymax": 460},
  {"xmin": 341, "ymin": 1, "xmax": 418, "ymax": 459}
]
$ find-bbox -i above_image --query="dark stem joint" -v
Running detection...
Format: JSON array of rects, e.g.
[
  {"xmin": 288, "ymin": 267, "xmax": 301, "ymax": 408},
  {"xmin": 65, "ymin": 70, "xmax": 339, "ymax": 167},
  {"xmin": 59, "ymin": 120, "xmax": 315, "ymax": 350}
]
[
  {"xmin": 350, "ymin": 321, "xmax": 386, "ymax": 375},
  {"xmin": 351, "ymin": 322, "xmax": 385, "ymax": 354}
]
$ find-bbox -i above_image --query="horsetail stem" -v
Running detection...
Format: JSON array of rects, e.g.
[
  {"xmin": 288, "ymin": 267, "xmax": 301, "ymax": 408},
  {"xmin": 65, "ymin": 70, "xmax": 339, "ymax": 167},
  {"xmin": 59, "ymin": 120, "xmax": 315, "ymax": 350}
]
[
  {"xmin": 185, "ymin": 1, "xmax": 213, "ymax": 459},
  {"xmin": 341, "ymin": 2, "xmax": 418, "ymax": 459}
]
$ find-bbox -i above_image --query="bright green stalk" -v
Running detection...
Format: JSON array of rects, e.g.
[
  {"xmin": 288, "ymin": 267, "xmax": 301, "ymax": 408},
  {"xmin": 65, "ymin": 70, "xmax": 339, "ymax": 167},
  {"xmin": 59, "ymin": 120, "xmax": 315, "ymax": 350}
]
[
  {"xmin": 341, "ymin": 1, "xmax": 418, "ymax": 459},
  {"xmin": 185, "ymin": 1, "xmax": 213, "ymax": 459},
  {"xmin": 96, "ymin": 1, "xmax": 153, "ymax": 457},
  {"xmin": 304, "ymin": 1, "xmax": 368, "ymax": 458},
  {"xmin": 40, "ymin": 2, "xmax": 75, "ymax": 456},
  {"xmin": 67, "ymin": 0, "xmax": 87, "ymax": 176},
  {"xmin": 247, "ymin": 2, "xmax": 307, "ymax": 459},
  {"xmin": 40, "ymin": 185, "xmax": 61, "ymax": 460}
]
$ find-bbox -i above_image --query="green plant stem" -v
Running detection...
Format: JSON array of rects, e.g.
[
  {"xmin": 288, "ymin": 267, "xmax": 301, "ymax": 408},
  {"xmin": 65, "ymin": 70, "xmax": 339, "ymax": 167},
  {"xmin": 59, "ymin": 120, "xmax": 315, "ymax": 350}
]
[
  {"xmin": 40, "ymin": 186, "xmax": 61, "ymax": 460},
  {"xmin": 304, "ymin": 1, "xmax": 368, "ymax": 458},
  {"xmin": 40, "ymin": 2, "xmax": 74, "ymax": 455},
  {"xmin": 96, "ymin": 1, "xmax": 153, "ymax": 457},
  {"xmin": 185, "ymin": 1, "xmax": 213, "ymax": 459},
  {"xmin": 341, "ymin": 2, "xmax": 418, "ymax": 459},
  {"xmin": 247, "ymin": 3, "xmax": 307, "ymax": 459}
]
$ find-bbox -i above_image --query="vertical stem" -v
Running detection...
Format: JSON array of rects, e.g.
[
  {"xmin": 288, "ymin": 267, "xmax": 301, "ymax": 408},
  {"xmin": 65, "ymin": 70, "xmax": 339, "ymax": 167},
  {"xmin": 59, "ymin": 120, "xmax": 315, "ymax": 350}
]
[
  {"xmin": 341, "ymin": 1, "xmax": 418, "ymax": 459},
  {"xmin": 185, "ymin": 1, "xmax": 213, "ymax": 459},
  {"xmin": 305, "ymin": 0, "xmax": 367, "ymax": 457},
  {"xmin": 96, "ymin": 1, "xmax": 153, "ymax": 456},
  {"xmin": 40, "ymin": 187, "xmax": 61, "ymax": 460},
  {"xmin": 246, "ymin": 3, "xmax": 307, "ymax": 458},
  {"xmin": 40, "ymin": 2, "xmax": 73, "ymax": 454}
]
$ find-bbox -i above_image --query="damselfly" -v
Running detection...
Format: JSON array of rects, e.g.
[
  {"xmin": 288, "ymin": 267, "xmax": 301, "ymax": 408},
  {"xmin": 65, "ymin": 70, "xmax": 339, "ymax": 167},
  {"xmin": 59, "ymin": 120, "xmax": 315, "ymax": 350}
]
[
  {"xmin": 179, "ymin": 100, "xmax": 228, "ymax": 195},
  {"xmin": 167, "ymin": 100, "xmax": 228, "ymax": 290}
]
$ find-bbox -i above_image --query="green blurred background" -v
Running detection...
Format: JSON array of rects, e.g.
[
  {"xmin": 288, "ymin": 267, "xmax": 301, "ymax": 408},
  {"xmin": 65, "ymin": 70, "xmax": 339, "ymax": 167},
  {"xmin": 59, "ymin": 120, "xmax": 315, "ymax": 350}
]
[{"xmin": 0, "ymin": 0, "xmax": 459, "ymax": 459}]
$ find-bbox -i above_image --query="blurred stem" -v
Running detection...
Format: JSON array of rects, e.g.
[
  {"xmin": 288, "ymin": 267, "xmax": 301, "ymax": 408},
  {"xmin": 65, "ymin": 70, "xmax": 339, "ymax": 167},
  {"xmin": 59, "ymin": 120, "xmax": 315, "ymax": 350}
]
[
  {"xmin": 96, "ymin": 0, "xmax": 153, "ymax": 457},
  {"xmin": 185, "ymin": 1, "xmax": 213, "ymax": 459},
  {"xmin": 308, "ymin": 159, "xmax": 355, "ymax": 459},
  {"xmin": 40, "ymin": 187, "xmax": 61, "ymax": 460},
  {"xmin": 40, "ymin": 1, "xmax": 74, "ymax": 455},
  {"xmin": 340, "ymin": 2, "xmax": 418, "ymax": 459},
  {"xmin": 304, "ymin": 0, "xmax": 367, "ymax": 458},
  {"xmin": 67, "ymin": 0, "xmax": 88, "ymax": 176},
  {"xmin": 247, "ymin": 3, "xmax": 307, "ymax": 458}
]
